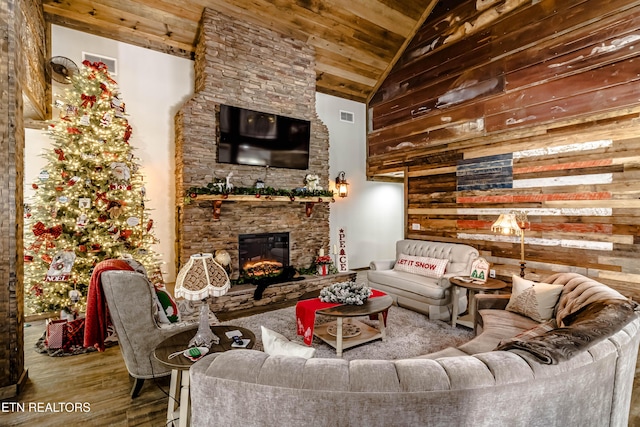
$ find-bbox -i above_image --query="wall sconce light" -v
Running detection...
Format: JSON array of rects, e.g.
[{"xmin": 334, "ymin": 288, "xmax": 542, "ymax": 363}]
[
  {"xmin": 491, "ymin": 210, "xmax": 529, "ymax": 278},
  {"xmin": 335, "ymin": 171, "xmax": 349, "ymax": 198}
]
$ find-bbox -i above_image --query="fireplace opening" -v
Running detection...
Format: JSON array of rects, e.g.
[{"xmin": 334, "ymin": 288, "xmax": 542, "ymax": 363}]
[{"xmin": 238, "ymin": 232, "xmax": 289, "ymax": 278}]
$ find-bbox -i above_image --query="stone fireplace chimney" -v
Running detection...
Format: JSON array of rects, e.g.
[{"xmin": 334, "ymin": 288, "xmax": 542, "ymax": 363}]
[{"xmin": 175, "ymin": 8, "xmax": 330, "ymax": 277}]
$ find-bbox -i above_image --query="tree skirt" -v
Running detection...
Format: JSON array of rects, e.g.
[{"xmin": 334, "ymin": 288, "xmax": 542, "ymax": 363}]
[{"xmin": 222, "ymin": 304, "xmax": 474, "ymax": 360}]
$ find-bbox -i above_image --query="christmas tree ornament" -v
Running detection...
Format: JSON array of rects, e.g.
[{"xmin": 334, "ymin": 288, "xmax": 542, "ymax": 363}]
[
  {"xmin": 100, "ymin": 112, "xmax": 113, "ymax": 127},
  {"xmin": 69, "ymin": 288, "xmax": 81, "ymax": 303},
  {"xmin": 38, "ymin": 170, "xmax": 49, "ymax": 180},
  {"xmin": 76, "ymin": 214, "xmax": 88, "ymax": 228},
  {"xmin": 79, "ymin": 113, "xmax": 90, "ymax": 126},
  {"xmin": 127, "ymin": 216, "xmax": 140, "ymax": 227},
  {"xmin": 45, "ymin": 250, "xmax": 76, "ymax": 282},
  {"xmin": 66, "ymin": 104, "xmax": 78, "ymax": 116},
  {"xmin": 78, "ymin": 198, "xmax": 90, "ymax": 209}
]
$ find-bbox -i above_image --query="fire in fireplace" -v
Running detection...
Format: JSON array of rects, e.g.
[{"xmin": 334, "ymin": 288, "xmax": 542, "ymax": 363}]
[{"xmin": 238, "ymin": 232, "xmax": 289, "ymax": 278}]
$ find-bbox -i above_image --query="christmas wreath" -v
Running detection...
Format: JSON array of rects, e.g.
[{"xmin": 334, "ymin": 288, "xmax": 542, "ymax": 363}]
[{"xmin": 319, "ymin": 281, "xmax": 372, "ymax": 305}]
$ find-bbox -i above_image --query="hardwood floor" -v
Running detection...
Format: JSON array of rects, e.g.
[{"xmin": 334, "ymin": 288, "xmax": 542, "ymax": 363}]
[
  {"xmin": 4, "ymin": 321, "xmax": 171, "ymax": 426},
  {"xmin": 3, "ymin": 276, "xmax": 640, "ymax": 426}
]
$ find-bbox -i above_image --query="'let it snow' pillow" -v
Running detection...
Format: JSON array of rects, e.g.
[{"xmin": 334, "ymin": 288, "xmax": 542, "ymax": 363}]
[{"xmin": 394, "ymin": 254, "xmax": 449, "ymax": 278}]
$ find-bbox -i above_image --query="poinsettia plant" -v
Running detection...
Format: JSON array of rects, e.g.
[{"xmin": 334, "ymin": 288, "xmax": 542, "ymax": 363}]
[{"xmin": 315, "ymin": 255, "xmax": 333, "ymax": 265}]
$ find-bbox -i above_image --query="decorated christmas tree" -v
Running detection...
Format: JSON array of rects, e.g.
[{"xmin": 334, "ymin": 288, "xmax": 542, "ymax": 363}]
[{"xmin": 24, "ymin": 60, "xmax": 160, "ymax": 315}]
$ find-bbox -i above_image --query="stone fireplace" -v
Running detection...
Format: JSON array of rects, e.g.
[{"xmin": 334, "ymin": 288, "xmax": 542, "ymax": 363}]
[{"xmin": 175, "ymin": 8, "xmax": 336, "ymax": 298}]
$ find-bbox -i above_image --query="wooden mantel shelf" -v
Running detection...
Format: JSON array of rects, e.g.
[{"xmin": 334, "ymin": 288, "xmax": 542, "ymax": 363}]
[{"xmin": 192, "ymin": 194, "xmax": 335, "ymax": 219}]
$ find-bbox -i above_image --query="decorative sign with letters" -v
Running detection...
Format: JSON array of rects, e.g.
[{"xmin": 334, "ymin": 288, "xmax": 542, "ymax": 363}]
[{"xmin": 335, "ymin": 228, "xmax": 349, "ymax": 273}]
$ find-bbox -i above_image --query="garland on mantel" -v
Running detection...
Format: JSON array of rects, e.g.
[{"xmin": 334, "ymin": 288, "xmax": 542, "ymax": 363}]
[{"xmin": 184, "ymin": 184, "xmax": 334, "ymax": 204}]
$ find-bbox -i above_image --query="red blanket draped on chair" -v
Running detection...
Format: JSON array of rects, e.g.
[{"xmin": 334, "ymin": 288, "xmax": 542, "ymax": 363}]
[
  {"xmin": 296, "ymin": 289, "xmax": 387, "ymax": 346},
  {"xmin": 83, "ymin": 259, "xmax": 134, "ymax": 351}
]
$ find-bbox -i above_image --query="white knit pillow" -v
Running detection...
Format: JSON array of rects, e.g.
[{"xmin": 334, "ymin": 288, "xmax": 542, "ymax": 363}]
[
  {"xmin": 261, "ymin": 326, "xmax": 316, "ymax": 359},
  {"xmin": 393, "ymin": 254, "xmax": 449, "ymax": 278}
]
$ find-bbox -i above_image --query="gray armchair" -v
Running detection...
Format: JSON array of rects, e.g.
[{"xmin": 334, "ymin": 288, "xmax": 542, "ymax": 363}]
[{"xmin": 100, "ymin": 270, "xmax": 195, "ymax": 397}]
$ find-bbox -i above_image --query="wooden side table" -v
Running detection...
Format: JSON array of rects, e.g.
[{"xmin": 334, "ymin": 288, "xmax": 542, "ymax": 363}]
[
  {"xmin": 450, "ymin": 277, "xmax": 507, "ymax": 328},
  {"xmin": 154, "ymin": 325, "xmax": 255, "ymax": 427}
]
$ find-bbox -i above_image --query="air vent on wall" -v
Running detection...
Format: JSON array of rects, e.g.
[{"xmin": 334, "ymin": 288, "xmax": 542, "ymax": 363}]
[
  {"xmin": 82, "ymin": 52, "xmax": 117, "ymax": 75},
  {"xmin": 340, "ymin": 110, "xmax": 355, "ymax": 123}
]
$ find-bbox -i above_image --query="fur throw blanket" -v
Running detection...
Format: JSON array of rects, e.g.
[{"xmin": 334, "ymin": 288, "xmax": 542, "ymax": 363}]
[{"xmin": 496, "ymin": 298, "xmax": 638, "ymax": 364}]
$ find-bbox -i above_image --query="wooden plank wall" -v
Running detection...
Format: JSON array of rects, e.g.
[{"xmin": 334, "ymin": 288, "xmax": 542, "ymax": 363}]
[{"xmin": 368, "ymin": 0, "xmax": 640, "ymax": 300}]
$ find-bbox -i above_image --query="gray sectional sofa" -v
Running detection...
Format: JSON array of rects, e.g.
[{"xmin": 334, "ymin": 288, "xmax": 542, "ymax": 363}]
[
  {"xmin": 189, "ymin": 272, "xmax": 639, "ymax": 427},
  {"xmin": 367, "ymin": 239, "xmax": 479, "ymax": 320}
]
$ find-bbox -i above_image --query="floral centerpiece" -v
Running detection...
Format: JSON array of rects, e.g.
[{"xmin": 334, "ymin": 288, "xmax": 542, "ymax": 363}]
[
  {"xmin": 319, "ymin": 281, "xmax": 372, "ymax": 305},
  {"xmin": 304, "ymin": 174, "xmax": 322, "ymax": 191}
]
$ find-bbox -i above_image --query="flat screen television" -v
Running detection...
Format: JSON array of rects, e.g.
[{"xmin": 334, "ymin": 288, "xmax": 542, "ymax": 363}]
[{"xmin": 217, "ymin": 104, "xmax": 311, "ymax": 170}]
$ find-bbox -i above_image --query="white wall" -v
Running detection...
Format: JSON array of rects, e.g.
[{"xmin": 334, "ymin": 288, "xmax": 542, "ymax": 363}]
[
  {"xmin": 24, "ymin": 27, "xmax": 403, "ymax": 281},
  {"xmin": 25, "ymin": 25, "xmax": 194, "ymax": 281},
  {"xmin": 316, "ymin": 93, "xmax": 404, "ymax": 269}
]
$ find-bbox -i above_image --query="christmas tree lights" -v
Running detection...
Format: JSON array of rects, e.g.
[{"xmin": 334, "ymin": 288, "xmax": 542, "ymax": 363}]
[{"xmin": 24, "ymin": 61, "xmax": 161, "ymax": 315}]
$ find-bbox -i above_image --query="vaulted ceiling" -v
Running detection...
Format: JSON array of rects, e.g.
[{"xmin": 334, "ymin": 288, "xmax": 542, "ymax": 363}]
[{"xmin": 43, "ymin": 0, "xmax": 441, "ymax": 103}]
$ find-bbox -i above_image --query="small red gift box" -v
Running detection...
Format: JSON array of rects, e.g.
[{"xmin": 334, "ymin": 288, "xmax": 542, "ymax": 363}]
[{"xmin": 45, "ymin": 319, "xmax": 67, "ymax": 349}]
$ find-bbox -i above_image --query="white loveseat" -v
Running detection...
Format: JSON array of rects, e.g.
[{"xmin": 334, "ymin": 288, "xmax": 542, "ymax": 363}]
[{"xmin": 367, "ymin": 239, "xmax": 479, "ymax": 320}]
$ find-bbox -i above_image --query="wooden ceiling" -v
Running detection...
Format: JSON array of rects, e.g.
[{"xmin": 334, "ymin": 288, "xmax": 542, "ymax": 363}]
[{"xmin": 43, "ymin": 0, "xmax": 440, "ymax": 103}]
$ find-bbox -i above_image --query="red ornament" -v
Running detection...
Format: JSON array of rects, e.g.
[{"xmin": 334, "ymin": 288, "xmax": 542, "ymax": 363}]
[
  {"xmin": 146, "ymin": 219, "xmax": 153, "ymax": 232},
  {"xmin": 98, "ymin": 214, "xmax": 108, "ymax": 223},
  {"xmin": 55, "ymin": 186, "xmax": 63, "ymax": 192},
  {"xmin": 54, "ymin": 148, "xmax": 65, "ymax": 160},
  {"xmin": 120, "ymin": 229, "xmax": 132, "ymax": 239},
  {"xmin": 24, "ymin": 255, "xmax": 33, "ymax": 262},
  {"xmin": 78, "ymin": 245, "xmax": 87, "ymax": 252},
  {"xmin": 100, "ymin": 83, "xmax": 111, "ymax": 98},
  {"xmin": 32, "ymin": 183, "xmax": 38, "ymax": 189},
  {"xmin": 255, "ymin": 194, "xmax": 261, "ymax": 198},
  {"xmin": 90, "ymin": 244, "xmax": 102, "ymax": 252},
  {"xmin": 124, "ymin": 124, "xmax": 132, "ymax": 142},
  {"xmin": 61, "ymin": 171, "xmax": 68, "ymax": 178},
  {"xmin": 66, "ymin": 127, "xmax": 82, "ymax": 135},
  {"xmin": 41, "ymin": 254, "xmax": 53, "ymax": 263}
]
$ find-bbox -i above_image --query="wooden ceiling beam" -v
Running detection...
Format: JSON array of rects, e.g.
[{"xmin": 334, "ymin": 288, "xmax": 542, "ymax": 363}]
[
  {"xmin": 43, "ymin": 0, "xmax": 196, "ymax": 50},
  {"xmin": 367, "ymin": 0, "xmax": 439, "ymax": 103},
  {"xmin": 327, "ymin": 0, "xmax": 417, "ymax": 37},
  {"xmin": 45, "ymin": 13, "xmax": 194, "ymax": 59}
]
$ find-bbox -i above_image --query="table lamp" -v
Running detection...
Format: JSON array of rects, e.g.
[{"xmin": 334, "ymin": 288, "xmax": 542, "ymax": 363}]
[
  {"xmin": 174, "ymin": 253, "xmax": 230, "ymax": 347},
  {"xmin": 491, "ymin": 211, "xmax": 528, "ymax": 278}
]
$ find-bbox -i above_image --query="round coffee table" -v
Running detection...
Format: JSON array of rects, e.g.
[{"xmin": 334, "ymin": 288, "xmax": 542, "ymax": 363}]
[
  {"xmin": 314, "ymin": 295, "xmax": 393, "ymax": 357},
  {"xmin": 449, "ymin": 277, "xmax": 507, "ymax": 328},
  {"xmin": 154, "ymin": 325, "xmax": 255, "ymax": 427}
]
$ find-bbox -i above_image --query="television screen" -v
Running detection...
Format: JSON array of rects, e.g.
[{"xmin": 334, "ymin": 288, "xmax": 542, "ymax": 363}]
[{"xmin": 218, "ymin": 104, "xmax": 311, "ymax": 170}]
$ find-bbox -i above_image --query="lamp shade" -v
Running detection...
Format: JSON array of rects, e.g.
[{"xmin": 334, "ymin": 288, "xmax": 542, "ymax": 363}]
[
  {"xmin": 175, "ymin": 253, "xmax": 230, "ymax": 301},
  {"xmin": 491, "ymin": 213, "xmax": 522, "ymax": 236}
]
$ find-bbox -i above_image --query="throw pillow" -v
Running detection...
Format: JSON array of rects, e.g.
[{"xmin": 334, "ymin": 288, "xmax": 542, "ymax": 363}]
[
  {"xmin": 261, "ymin": 326, "xmax": 316, "ymax": 359},
  {"xmin": 155, "ymin": 289, "xmax": 180, "ymax": 323},
  {"xmin": 506, "ymin": 275, "xmax": 563, "ymax": 322},
  {"xmin": 393, "ymin": 254, "xmax": 449, "ymax": 278}
]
